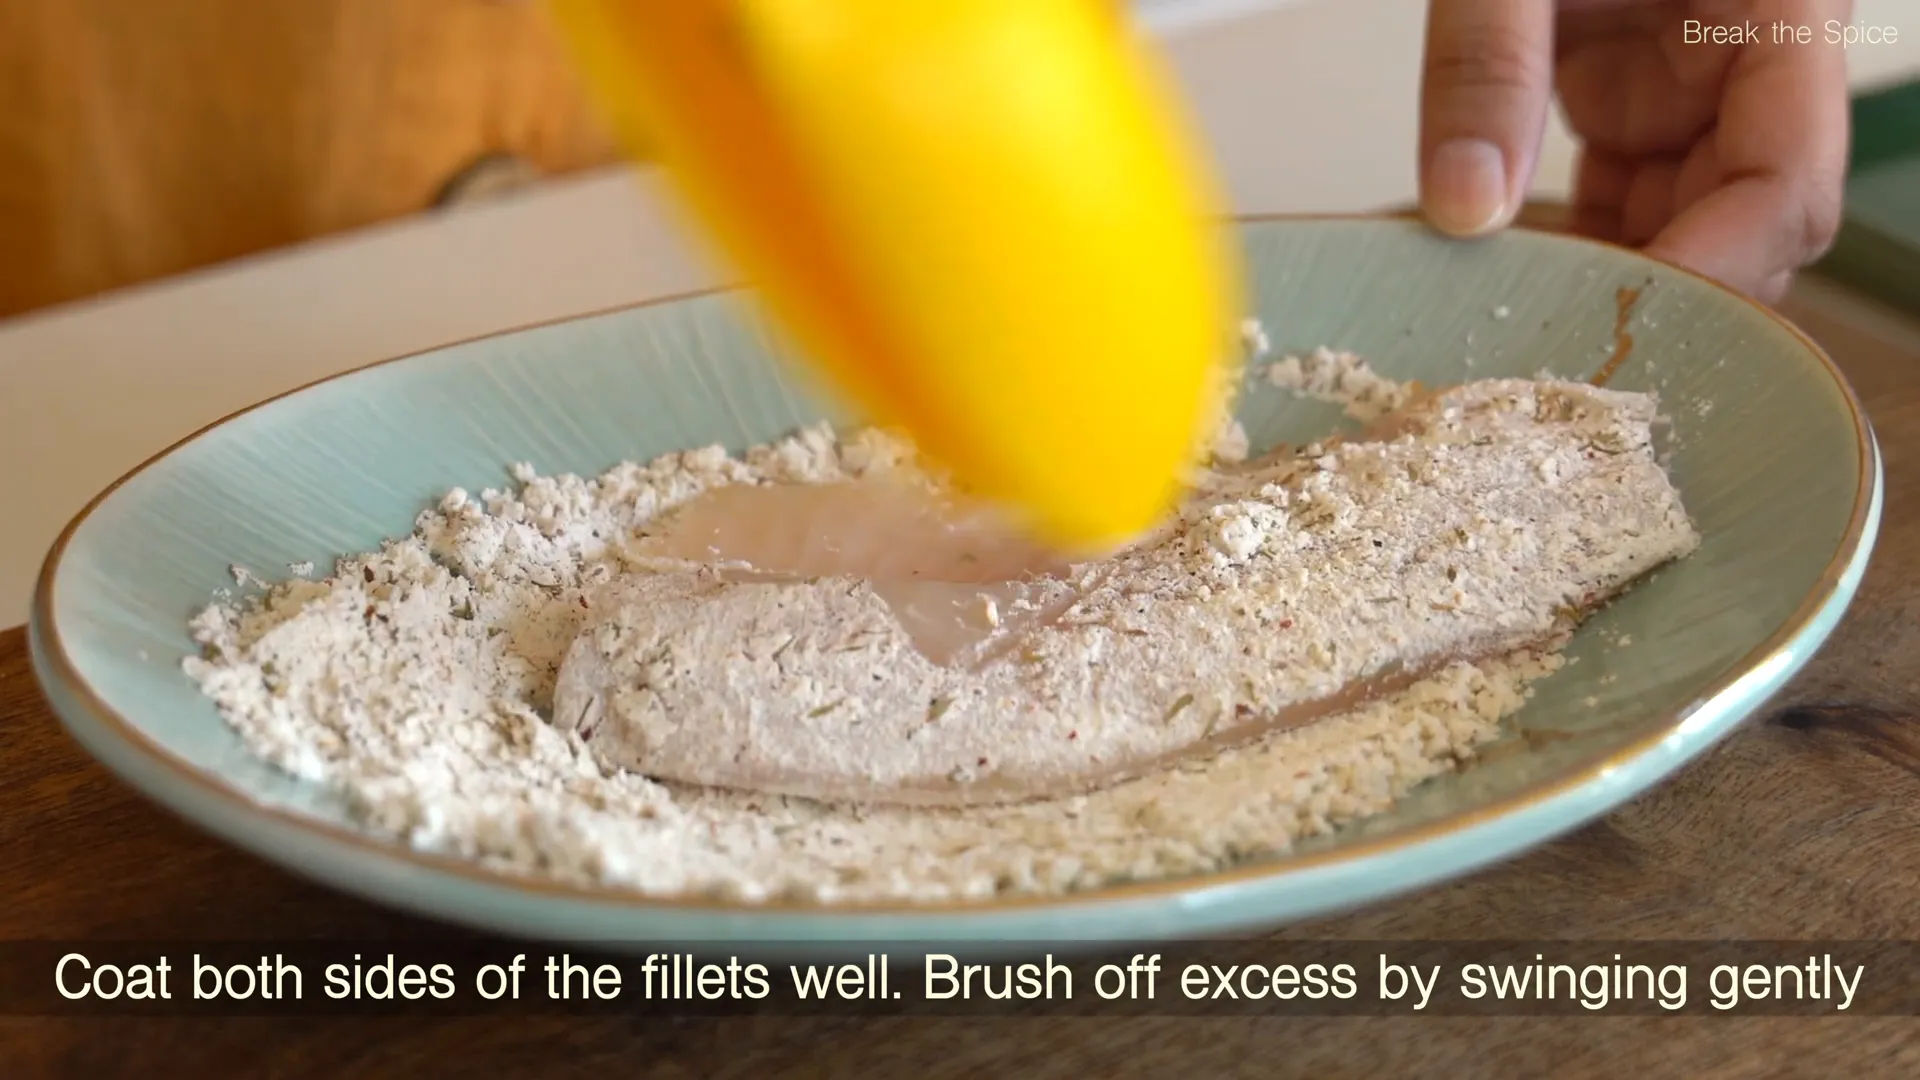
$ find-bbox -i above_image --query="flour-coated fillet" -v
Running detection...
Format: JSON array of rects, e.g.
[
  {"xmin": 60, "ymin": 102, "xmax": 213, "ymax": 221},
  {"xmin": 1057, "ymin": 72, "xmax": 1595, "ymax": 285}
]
[{"xmin": 550, "ymin": 379, "xmax": 1700, "ymax": 807}]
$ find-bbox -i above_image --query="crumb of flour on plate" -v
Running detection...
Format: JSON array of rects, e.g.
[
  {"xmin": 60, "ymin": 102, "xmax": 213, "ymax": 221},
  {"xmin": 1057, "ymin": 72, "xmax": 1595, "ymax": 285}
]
[
  {"xmin": 180, "ymin": 357, "xmax": 1697, "ymax": 904},
  {"xmin": 1239, "ymin": 316, "xmax": 1272, "ymax": 360},
  {"xmin": 1264, "ymin": 347, "xmax": 1421, "ymax": 423}
]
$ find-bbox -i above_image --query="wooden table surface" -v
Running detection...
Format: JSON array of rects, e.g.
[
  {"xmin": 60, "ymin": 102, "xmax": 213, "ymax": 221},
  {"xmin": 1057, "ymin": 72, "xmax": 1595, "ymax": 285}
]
[{"xmin": 4, "ymin": 271, "xmax": 1920, "ymax": 1076}]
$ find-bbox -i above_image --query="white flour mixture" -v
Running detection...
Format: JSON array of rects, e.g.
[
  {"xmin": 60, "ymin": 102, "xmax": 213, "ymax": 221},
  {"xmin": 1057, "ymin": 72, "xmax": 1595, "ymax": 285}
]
[{"xmin": 183, "ymin": 352, "xmax": 1695, "ymax": 904}]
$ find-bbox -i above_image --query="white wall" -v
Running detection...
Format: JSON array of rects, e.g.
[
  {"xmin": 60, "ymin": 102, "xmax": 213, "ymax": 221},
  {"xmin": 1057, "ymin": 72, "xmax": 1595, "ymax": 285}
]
[{"xmin": 1154, "ymin": 0, "xmax": 1920, "ymax": 215}]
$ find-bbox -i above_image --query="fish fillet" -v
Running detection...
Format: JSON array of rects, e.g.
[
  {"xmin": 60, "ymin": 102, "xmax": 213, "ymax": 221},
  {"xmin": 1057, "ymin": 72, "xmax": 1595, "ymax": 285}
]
[{"xmin": 551, "ymin": 379, "xmax": 1699, "ymax": 806}]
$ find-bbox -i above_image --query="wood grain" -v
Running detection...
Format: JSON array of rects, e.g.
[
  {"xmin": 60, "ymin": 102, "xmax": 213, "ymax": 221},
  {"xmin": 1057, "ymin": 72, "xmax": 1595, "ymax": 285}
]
[
  {"xmin": 3, "ymin": 273, "xmax": 1919, "ymax": 1074},
  {"xmin": 0, "ymin": 0, "xmax": 621, "ymax": 319}
]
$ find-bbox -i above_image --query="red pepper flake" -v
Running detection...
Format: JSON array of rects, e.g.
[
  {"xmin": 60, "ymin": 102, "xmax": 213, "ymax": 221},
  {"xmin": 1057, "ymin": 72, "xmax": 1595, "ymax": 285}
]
[
  {"xmin": 1068, "ymin": 730, "xmax": 1079, "ymax": 741},
  {"xmin": 1279, "ymin": 618, "xmax": 1294, "ymax": 629},
  {"xmin": 578, "ymin": 595, "xmax": 590, "ymax": 609},
  {"xmin": 976, "ymin": 757, "xmax": 988, "ymax": 767}
]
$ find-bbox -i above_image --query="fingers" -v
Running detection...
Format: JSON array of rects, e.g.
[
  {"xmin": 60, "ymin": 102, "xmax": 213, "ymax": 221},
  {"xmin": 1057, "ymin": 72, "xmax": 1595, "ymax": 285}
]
[
  {"xmin": 1418, "ymin": 0, "xmax": 1556, "ymax": 236},
  {"xmin": 1644, "ymin": 0, "xmax": 1851, "ymax": 298},
  {"xmin": 1556, "ymin": 2, "xmax": 1732, "ymax": 158},
  {"xmin": 1646, "ymin": 173, "xmax": 1839, "ymax": 299}
]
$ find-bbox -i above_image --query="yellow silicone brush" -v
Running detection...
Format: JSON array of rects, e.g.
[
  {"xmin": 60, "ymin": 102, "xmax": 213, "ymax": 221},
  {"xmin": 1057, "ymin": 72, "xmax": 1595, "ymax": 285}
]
[{"xmin": 545, "ymin": 0, "xmax": 1242, "ymax": 553}]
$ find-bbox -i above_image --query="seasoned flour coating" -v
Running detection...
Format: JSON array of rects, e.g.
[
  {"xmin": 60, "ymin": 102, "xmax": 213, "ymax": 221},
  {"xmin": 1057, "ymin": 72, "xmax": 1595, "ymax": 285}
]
[
  {"xmin": 181, "ymin": 361, "xmax": 1700, "ymax": 903},
  {"xmin": 551, "ymin": 379, "xmax": 1699, "ymax": 806}
]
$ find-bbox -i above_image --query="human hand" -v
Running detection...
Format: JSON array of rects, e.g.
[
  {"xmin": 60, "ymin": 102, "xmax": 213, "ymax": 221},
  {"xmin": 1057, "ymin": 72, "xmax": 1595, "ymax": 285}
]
[{"xmin": 1418, "ymin": 0, "xmax": 1852, "ymax": 302}]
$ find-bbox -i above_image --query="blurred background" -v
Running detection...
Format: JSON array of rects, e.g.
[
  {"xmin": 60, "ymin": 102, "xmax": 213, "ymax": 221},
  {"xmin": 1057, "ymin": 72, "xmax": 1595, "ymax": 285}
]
[
  {"xmin": 0, "ymin": 0, "xmax": 1916, "ymax": 625},
  {"xmin": 5, "ymin": 0, "xmax": 1917, "ymax": 321}
]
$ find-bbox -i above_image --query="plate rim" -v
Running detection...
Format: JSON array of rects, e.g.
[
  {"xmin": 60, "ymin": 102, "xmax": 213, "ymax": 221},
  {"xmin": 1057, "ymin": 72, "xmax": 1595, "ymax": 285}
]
[{"xmin": 28, "ymin": 212, "xmax": 1882, "ymax": 922}]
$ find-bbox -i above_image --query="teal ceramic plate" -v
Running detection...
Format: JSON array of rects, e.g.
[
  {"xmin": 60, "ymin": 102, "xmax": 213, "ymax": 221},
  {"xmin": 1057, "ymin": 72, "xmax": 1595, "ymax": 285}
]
[{"xmin": 30, "ymin": 217, "xmax": 1880, "ymax": 948}]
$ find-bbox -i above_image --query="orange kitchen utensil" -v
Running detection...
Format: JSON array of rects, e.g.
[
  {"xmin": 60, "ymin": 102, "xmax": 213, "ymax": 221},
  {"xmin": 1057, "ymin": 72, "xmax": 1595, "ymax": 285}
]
[{"xmin": 547, "ymin": 0, "xmax": 1243, "ymax": 552}]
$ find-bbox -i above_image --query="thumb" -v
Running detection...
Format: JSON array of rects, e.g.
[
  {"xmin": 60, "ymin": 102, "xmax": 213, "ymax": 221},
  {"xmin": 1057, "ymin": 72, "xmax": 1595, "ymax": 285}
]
[{"xmin": 1419, "ymin": 0, "xmax": 1555, "ymax": 236}]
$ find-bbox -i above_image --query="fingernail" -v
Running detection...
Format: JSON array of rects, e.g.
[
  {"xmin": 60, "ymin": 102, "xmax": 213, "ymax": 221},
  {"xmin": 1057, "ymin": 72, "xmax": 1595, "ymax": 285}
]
[{"xmin": 1424, "ymin": 139, "xmax": 1511, "ymax": 236}]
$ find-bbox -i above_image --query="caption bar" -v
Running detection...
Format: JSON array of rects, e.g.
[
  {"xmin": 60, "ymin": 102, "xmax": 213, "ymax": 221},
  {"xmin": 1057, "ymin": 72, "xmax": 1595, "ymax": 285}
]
[{"xmin": 5, "ymin": 941, "xmax": 1916, "ymax": 1017}]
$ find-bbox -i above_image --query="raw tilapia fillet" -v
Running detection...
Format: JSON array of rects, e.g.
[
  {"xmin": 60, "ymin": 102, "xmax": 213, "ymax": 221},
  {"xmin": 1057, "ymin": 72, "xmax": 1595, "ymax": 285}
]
[{"xmin": 552, "ymin": 379, "xmax": 1700, "ymax": 807}]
